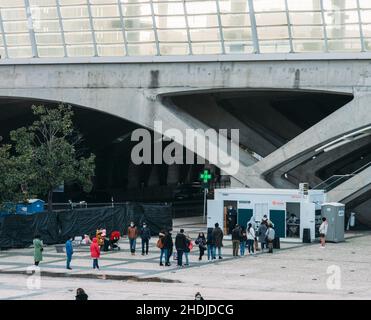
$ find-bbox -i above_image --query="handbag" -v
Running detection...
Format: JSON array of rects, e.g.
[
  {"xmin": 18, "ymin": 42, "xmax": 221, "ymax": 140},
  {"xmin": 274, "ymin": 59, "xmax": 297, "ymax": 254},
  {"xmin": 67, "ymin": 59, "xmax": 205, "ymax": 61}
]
[{"xmin": 188, "ymin": 241, "xmax": 194, "ymax": 251}]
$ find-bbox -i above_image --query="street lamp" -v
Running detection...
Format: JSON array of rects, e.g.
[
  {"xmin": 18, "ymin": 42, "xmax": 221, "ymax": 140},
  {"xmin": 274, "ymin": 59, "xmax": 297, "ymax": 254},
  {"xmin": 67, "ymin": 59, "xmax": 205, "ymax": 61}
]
[{"xmin": 200, "ymin": 169, "xmax": 212, "ymax": 223}]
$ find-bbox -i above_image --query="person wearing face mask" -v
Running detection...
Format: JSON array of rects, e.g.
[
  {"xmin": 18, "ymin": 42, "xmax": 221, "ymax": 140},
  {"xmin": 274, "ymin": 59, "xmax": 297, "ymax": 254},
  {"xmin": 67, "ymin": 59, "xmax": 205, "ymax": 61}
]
[
  {"xmin": 140, "ymin": 222, "xmax": 151, "ymax": 256},
  {"xmin": 227, "ymin": 205, "xmax": 237, "ymax": 235},
  {"xmin": 127, "ymin": 221, "xmax": 139, "ymax": 255}
]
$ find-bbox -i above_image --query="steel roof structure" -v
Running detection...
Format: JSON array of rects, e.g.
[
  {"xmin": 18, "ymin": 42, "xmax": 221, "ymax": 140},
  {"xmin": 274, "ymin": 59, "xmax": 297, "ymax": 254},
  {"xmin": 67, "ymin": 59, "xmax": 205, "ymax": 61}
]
[{"xmin": 1, "ymin": 0, "xmax": 371, "ymax": 59}]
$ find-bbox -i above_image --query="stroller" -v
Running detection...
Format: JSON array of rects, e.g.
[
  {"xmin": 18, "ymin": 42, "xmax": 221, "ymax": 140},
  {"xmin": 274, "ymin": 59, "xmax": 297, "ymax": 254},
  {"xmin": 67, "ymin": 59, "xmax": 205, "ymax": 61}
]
[{"xmin": 109, "ymin": 231, "xmax": 121, "ymax": 251}]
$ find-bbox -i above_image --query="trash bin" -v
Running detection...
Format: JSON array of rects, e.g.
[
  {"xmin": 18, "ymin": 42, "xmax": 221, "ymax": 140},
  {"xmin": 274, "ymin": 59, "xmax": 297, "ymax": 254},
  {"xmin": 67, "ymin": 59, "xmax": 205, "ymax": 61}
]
[
  {"xmin": 273, "ymin": 236, "xmax": 280, "ymax": 249},
  {"xmin": 303, "ymin": 228, "xmax": 311, "ymax": 243}
]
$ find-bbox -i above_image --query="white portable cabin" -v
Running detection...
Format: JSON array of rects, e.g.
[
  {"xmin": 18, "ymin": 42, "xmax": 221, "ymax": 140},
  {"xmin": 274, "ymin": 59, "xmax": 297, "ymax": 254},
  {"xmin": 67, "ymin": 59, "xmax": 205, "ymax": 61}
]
[{"xmin": 207, "ymin": 188, "xmax": 326, "ymax": 241}]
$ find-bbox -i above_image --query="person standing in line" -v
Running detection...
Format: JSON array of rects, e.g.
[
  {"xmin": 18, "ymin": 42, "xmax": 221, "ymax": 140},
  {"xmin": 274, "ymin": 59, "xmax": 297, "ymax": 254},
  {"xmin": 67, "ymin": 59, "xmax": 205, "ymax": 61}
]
[
  {"xmin": 184, "ymin": 235, "xmax": 193, "ymax": 266},
  {"xmin": 212, "ymin": 223, "xmax": 224, "ymax": 259},
  {"xmin": 247, "ymin": 215, "xmax": 256, "ymax": 231},
  {"xmin": 206, "ymin": 228, "xmax": 215, "ymax": 261},
  {"xmin": 266, "ymin": 224, "xmax": 275, "ymax": 254},
  {"xmin": 140, "ymin": 222, "xmax": 151, "ymax": 256},
  {"xmin": 33, "ymin": 234, "xmax": 43, "ymax": 266},
  {"xmin": 319, "ymin": 217, "xmax": 328, "ymax": 248},
  {"xmin": 227, "ymin": 206, "xmax": 237, "ymax": 235},
  {"xmin": 157, "ymin": 231, "xmax": 167, "ymax": 266},
  {"xmin": 90, "ymin": 237, "xmax": 101, "ymax": 269},
  {"xmin": 65, "ymin": 237, "xmax": 74, "ymax": 270},
  {"xmin": 247, "ymin": 223, "xmax": 256, "ymax": 255},
  {"xmin": 258, "ymin": 220, "xmax": 268, "ymax": 253},
  {"xmin": 240, "ymin": 227, "xmax": 247, "ymax": 256},
  {"xmin": 232, "ymin": 224, "xmax": 242, "ymax": 257},
  {"xmin": 175, "ymin": 229, "xmax": 188, "ymax": 267},
  {"xmin": 128, "ymin": 221, "xmax": 138, "ymax": 255},
  {"xmin": 163, "ymin": 230, "xmax": 173, "ymax": 266},
  {"xmin": 195, "ymin": 232, "xmax": 207, "ymax": 261}
]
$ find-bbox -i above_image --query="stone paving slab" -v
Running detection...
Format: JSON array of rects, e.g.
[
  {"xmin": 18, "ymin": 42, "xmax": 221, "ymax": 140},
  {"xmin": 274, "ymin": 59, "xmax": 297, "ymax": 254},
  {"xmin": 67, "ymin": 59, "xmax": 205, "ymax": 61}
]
[{"xmin": 0, "ymin": 217, "xmax": 370, "ymax": 300}]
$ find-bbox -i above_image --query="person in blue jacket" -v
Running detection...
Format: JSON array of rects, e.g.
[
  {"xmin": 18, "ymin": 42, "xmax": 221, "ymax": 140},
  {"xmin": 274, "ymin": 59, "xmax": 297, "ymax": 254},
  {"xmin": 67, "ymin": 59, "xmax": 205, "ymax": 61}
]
[{"xmin": 65, "ymin": 237, "xmax": 74, "ymax": 270}]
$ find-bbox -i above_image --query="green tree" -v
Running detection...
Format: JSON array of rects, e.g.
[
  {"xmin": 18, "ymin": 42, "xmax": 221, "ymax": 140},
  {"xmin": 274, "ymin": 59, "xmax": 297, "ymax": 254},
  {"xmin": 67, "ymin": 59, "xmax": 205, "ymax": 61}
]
[
  {"xmin": 9, "ymin": 104, "xmax": 96, "ymax": 212},
  {"xmin": 0, "ymin": 142, "xmax": 26, "ymax": 211}
]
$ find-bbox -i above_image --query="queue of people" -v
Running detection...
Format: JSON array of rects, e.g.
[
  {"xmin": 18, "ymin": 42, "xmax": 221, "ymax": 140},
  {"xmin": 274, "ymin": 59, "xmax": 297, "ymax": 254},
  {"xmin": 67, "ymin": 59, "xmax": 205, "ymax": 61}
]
[{"xmin": 31, "ymin": 216, "xmax": 329, "ymax": 271}]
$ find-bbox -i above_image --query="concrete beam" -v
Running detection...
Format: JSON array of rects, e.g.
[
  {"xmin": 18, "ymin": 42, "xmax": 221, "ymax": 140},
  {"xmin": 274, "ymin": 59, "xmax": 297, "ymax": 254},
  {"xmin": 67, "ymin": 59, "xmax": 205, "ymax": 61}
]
[
  {"xmin": 173, "ymin": 94, "xmax": 277, "ymax": 156},
  {"xmin": 326, "ymin": 166, "xmax": 371, "ymax": 203},
  {"xmin": 279, "ymin": 136, "xmax": 371, "ymax": 187},
  {"xmin": 245, "ymin": 94, "xmax": 371, "ymax": 186}
]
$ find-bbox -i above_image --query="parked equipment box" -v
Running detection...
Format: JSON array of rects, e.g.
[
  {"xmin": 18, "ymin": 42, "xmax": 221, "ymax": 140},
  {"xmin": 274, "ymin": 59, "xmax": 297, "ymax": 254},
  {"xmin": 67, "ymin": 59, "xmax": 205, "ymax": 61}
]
[
  {"xmin": 321, "ymin": 203, "xmax": 345, "ymax": 243},
  {"xmin": 16, "ymin": 199, "xmax": 45, "ymax": 215},
  {"xmin": 207, "ymin": 188, "xmax": 326, "ymax": 241}
]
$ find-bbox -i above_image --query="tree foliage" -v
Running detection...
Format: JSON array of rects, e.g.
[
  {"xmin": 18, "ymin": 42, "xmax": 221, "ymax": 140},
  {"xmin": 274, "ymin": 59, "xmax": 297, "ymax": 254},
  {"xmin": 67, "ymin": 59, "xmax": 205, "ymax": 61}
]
[
  {"xmin": 0, "ymin": 144, "xmax": 24, "ymax": 206},
  {"xmin": 1, "ymin": 104, "xmax": 95, "ymax": 212}
]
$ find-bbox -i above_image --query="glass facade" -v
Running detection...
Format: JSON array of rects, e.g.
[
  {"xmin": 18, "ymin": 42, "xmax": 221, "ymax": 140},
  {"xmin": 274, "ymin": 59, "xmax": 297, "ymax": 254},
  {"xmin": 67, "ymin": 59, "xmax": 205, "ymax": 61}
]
[{"xmin": 0, "ymin": 0, "xmax": 370, "ymax": 58}]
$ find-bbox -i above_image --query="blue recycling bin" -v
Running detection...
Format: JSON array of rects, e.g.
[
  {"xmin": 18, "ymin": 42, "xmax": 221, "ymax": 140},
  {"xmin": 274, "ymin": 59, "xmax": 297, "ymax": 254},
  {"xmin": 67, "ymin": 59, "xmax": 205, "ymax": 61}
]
[{"xmin": 16, "ymin": 199, "xmax": 45, "ymax": 215}]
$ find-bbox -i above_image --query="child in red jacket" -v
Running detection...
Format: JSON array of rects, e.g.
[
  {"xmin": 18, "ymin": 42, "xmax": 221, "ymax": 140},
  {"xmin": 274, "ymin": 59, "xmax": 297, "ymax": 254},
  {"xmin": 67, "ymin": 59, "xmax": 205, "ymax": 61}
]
[{"xmin": 90, "ymin": 238, "xmax": 101, "ymax": 269}]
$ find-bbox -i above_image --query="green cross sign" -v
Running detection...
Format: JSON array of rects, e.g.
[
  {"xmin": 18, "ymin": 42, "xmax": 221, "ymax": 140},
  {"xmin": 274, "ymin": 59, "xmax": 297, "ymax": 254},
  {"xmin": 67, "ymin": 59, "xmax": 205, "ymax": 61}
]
[{"xmin": 200, "ymin": 170, "xmax": 212, "ymax": 184}]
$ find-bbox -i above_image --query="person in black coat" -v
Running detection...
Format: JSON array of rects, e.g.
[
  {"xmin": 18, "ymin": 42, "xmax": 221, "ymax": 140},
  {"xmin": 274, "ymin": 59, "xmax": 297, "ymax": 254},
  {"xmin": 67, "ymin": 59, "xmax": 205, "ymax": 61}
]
[
  {"xmin": 175, "ymin": 229, "xmax": 188, "ymax": 267},
  {"xmin": 140, "ymin": 222, "xmax": 151, "ymax": 255},
  {"xmin": 206, "ymin": 227, "xmax": 216, "ymax": 260},
  {"xmin": 163, "ymin": 230, "xmax": 173, "ymax": 266}
]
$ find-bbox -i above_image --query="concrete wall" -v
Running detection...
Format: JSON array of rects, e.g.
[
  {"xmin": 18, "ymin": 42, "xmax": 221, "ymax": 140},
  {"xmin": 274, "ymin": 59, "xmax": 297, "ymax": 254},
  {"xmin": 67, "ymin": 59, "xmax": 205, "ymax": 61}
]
[{"xmin": 0, "ymin": 59, "xmax": 370, "ymax": 203}]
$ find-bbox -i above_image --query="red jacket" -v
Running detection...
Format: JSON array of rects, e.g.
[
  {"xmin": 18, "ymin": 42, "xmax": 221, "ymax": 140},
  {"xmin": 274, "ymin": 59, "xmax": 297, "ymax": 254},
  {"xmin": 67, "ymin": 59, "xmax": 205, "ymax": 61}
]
[{"xmin": 90, "ymin": 238, "xmax": 100, "ymax": 258}]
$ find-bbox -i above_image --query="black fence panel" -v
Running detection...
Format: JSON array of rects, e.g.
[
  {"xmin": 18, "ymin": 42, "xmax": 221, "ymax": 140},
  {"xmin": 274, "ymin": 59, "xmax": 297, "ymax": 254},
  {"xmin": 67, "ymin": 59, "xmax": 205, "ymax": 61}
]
[{"xmin": 0, "ymin": 203, "xmax": 172, "ymax": 249}]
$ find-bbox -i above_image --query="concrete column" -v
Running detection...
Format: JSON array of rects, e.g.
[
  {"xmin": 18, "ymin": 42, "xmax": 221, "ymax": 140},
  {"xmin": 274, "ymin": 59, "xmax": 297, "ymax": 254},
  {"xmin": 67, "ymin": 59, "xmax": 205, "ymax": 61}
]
[
  {"xmin": 147, "ymin": 165, "xmax": 160, "ymax": 187},
  {"xmin": 167, "ymin": 164, "xmax": 180, "ymax": 185}
]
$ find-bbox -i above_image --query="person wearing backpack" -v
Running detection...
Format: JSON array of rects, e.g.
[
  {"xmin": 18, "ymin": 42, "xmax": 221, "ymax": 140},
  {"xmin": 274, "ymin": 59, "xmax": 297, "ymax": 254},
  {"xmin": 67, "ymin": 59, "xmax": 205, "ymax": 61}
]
[
  {"xmin": 158, "ymin": 232, "xmax": 167, "ymax": 266},
  {"xmin": 266, "ymin": 224, "xmax": 275, "ymax": 254},
  {"xmin": 195, "ymin": 232, "xmax": 207, "ymax": 261}
]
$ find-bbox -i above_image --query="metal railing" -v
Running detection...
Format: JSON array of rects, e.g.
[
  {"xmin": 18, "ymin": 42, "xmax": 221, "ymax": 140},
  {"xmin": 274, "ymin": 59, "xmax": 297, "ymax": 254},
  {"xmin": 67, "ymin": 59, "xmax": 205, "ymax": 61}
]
[{"xmin": 313, "ymin": 161, "xmax": 371, "ymax": 192}]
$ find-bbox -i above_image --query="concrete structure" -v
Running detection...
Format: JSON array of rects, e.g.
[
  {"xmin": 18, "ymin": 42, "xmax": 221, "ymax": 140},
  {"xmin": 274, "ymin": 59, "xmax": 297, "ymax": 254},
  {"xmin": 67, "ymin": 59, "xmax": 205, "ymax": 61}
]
[
  {"xmin": 0, "ymin": 0, "xmax": 370, "ymax": 224},
  {"xmin": 0, "ymin": 55, "xmax": 370, "ymax": 221}
]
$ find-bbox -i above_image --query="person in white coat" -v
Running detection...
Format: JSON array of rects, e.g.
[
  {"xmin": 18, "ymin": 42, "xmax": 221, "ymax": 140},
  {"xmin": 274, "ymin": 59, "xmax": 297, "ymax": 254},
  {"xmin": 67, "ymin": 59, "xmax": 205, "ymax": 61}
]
[
  {"xmin": 319, "ymin": 217, "xmax": 328, "ymax": 248},
  {"xmin": 247, "ymin": 216, "xmax": 256, "ymax": 230},
  {"xmin": 246, "ymin": 223, "xmax": 256, "ymax": 255}
]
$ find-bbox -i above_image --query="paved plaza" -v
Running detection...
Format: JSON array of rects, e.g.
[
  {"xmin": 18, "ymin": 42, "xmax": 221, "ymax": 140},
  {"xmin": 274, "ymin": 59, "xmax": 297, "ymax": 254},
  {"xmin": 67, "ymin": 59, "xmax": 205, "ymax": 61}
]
[{"xmin": 0, "ymin": 217, "xmax": 370, "ymax": 300}]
